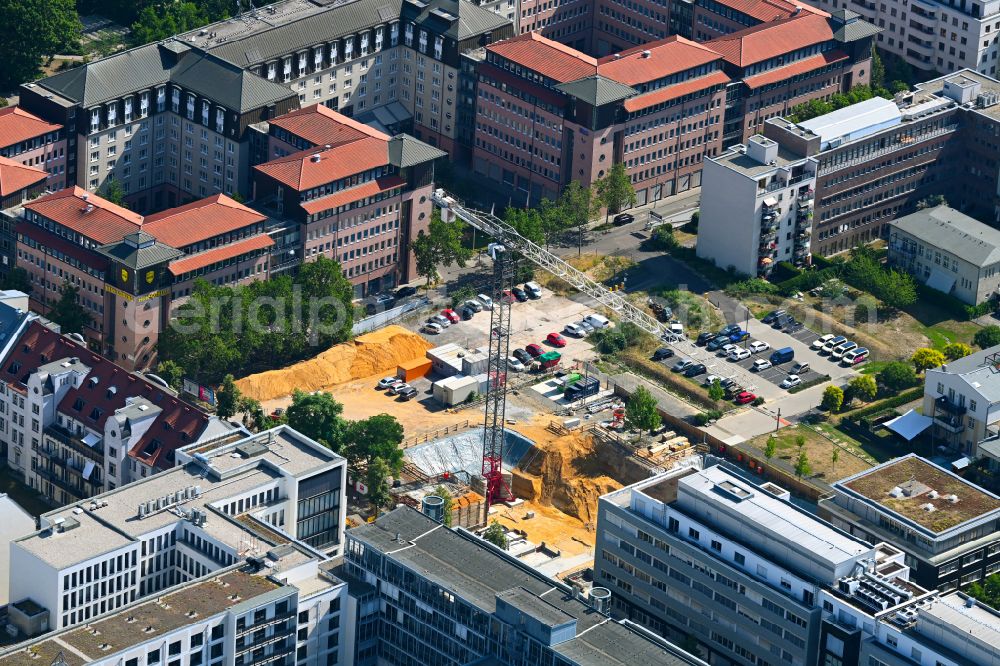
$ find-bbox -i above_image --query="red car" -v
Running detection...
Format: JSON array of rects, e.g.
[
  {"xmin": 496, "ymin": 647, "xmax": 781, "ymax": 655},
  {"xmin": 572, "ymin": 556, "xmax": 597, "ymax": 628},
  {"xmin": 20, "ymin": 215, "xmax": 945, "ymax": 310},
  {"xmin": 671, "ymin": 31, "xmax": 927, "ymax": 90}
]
[
  {"xmin": 525, "ymin": 343, "xmax": 544, "ymax": 358},
  {"xmin": 546, "ymin": 332, "xmax": 567, "ymax": 348},
  {"xmin": 734, "ymin": 391, "xmax": 756, "ymax": 405},
  {"xmin": 501, "ymin": 290, "xmax": 517, "ymax": 303},
  {"xmin": 441, "ymin": 308, "xmax": 459, "ymax": 323}
]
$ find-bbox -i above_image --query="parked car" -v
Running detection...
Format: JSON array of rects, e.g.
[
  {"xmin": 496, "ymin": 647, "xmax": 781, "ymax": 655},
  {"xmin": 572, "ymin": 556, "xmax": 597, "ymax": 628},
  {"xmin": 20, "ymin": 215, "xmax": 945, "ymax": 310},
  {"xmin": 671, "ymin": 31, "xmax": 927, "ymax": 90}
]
[
  {"xmin": 564, "ymin": 323, "xmax": 586, "ymax": 337},
  {"xmin": 460, "ymin": 307, "xmax": 475, "ymax": 320},
  {"xmin": 831, "ymin": 341, "xmax": 858, "ymax": 360},
  {"xmin": 464, "ymin": 299, "xmax": 484, "ymax": 312},
  {"xmin": 501, "ymin": 290, "xmax": 517, "ymax": 303},
  {"xmin": 720, "ymin": 324, "xmax": 741, "ymax": 336},
  {"xmin": 787, "ymin": 320, "xmax": 804, "ymax": 333},
  {"xmin": 718, "ymin": 343, "xmax": 738, "ymax": 357},
  {"xmin": 696, "ymin": 332, "xmax": 716, "ymax": 346},
  {"xmin": 377, "ymin": 376, "xmax": 401, "ymax": 390},
  {"xmin": 812, "ymin": 334, "xmax": 837, "ymax": 350},
  {"xmin": 772, "ymin": 315, "xmax": 793, "ymax": 329},
  {"xmin": 612, "ymin": 212, "xmax": 635, "ymax": 226},
  {"xmin": 441, "ymin": 309, "xmax": 459, "ymax": 323},
  {"xmin": 397, "ymin": 386, "xmax": 419, "ymax": 401},
  {"xmin": 668, "ymin": 322, "xmax": 684, "ymax": 337},
  {"xmin": 430, "ymin": 314, "xmax": 451, "ymax": 328},
  {"xmin": 728, "ymin": 329, "xmax": 750, "ymax": 343},
  {"xmin": 526, "ymin": 343, "xmax": 545, "ymax": 357},
  {"xmin": 524, "ymin": 282, "xmax": 543, "ymax": 299},
  {"xmin": 780, "ymin": 374, "xmax": 802, "ymax": 389},
  {"xmin": 507, "ymin": 356, "xmax": 526, "ymax": 372},
  {"xmin": 749, "ymin": 340, "xmax": 770, "ymax": 353},
  {"xmin": 734, "ymin": 391, "xmax": 756, "ymax": 405},
  {"xmin": 546, "ymin": 332, "xmax": 567, "ymax": 347},
  {"xmin": 672, "ymin": 359, "xmax": 694, "ymax": 373},
  {"xmin": 653, "ymin": 347, "xmax": 675, "ymax": 361},
  {"xmin": 762, "ymin": 309, "xmax": 786, "ymax": 324},
  {"xmin": 729, "ymin": 348, "xmax": 751, "ymax": 361},
  {"xmin": 513, "ymin": 348, "xmax": 532, "ymax": 364},
  {"xmin": 753, "ymin": 359, "xmax": 772, "ymax": 372},
  {"xmin": 790, "ymin": 361, "xmax": 810, "ymax": 375},
  {"xmin": 821, "ymin": 336, "xmax": 848, "ymax": 354},
  {"xmin": 388, "ymin": 382, "xmax": 412, "ymax": 396},
  {"xmin": 478, "ymin": 293, "xmax": 494, "ymax": 309},
  {"xmin": 270, "ymin": 407, "xmax": 285, "ymax": 419},
  {"xmin": 584, "ymin": 313, "xmax": 611, "ymax": 330},
  {"xmin": 576, "ymin": 320, "xmax": 595, "ymax": 334},
  {"xmin": 422, "ymin": 322, "xmax": 443, "ymax": 334},
  {"xmin": 395, "ymin": 286, "xmax": 417, "ymax": 299},
  {"xmin": 720, "ymin": 377, "xmax": 739, "ymax": 391},
  {"xmin": 702, "ymin": 374, "xmax": 722, "ymax": 387},
  {"xmin": 769, "ymin": 347, "xmax": 794, "ymax": 365},
  {"xmin": 512, "ymin": 286, "xmax": 528, "ymax": 302},
  {"xmin": 842, "ymin": 348, "xmax": 869, "ymax": 365},
  {"xmin": 706, "ymin": 335, "xmax": 730, "ymax": 351},
  {"xmin": 684, "ymin": 363, "xmax": 707, "ymax": 378}
]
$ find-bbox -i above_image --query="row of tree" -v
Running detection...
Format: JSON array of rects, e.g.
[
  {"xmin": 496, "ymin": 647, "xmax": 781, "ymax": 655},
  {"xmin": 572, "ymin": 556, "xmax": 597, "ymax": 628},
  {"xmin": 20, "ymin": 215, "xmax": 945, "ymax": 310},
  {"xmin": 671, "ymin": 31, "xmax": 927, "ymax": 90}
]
[
  {"xmin": 841, "ymin": 246, "xmax": 918, "ymax": 310},
  {"xmin": 785, "ymin": 80, "xmax": 908, "ymax": 124},
  {"xmin": 158, "ymin": 257, "xmax": 355, "ymax": 385}
]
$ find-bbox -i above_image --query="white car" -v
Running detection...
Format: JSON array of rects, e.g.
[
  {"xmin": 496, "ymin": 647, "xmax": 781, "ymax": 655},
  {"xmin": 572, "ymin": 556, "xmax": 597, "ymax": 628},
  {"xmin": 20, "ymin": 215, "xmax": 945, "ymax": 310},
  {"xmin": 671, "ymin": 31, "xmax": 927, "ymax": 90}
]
[
  {"xmin": 377, "ymin": 376, "xmax": 401, "ymax": 390},
  {"xmin": 831, "ymin": 341, "xmax": 858, "ymax": 360},
  {"xmin": 464, "ymin": 299, "xmax": 484, "ymax": 313},
  {"xmin": 702, "ymin": 374, "xmax": 722, "ymax": 386},
  {"xmin": 719, "ymin": 343, "xmax": 738, "ymax": 357},
  {"xmin": 564, "ymin": 323, "xmax": 586, "ymax": 337},
  {"xmin": 422, "ymin": 322, "xmax": 443, "ymax": 334},
  {"xmin": 753, "ymin": 359, "xmax": 772, "ymax": 372},
  {"xmin": 388, "ymin": 382, "xmax": 412, "ymax": 396},
  {"xmin": 729, "ymin": 348, "xmax": 751, "ymax": 361},
  {"xmin": 812, "ymin": 334, "xmax": 836, "ymax": 350},
  {"xmin": 749, "ymin": 340, "xmax": 770, "ymax": 353},
  {"xmin": 478, "ymin": 293, "xmax": 494, "ymax": 309},
  {"xmin": 780, "ymin": 374, "xmax": 802, "ymax": 389},
  {"xmin": 506, "ymin": 356, "xmax": 526, "ymax": 372},
  {"xmin": 430, "ymin": 314, "xmax": 451, "ymax": 328}
]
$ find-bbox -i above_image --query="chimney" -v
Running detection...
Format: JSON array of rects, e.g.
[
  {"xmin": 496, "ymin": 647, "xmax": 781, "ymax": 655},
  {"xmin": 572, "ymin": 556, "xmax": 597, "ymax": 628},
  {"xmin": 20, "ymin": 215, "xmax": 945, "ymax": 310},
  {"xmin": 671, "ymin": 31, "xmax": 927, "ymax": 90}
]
[
  {"xmin": 310, "ymin": 154, "xmax": 322, "ymax": 163},
  {"xmin": 641, "ymin": 50, "xmax": 651, "ymax": 58}
]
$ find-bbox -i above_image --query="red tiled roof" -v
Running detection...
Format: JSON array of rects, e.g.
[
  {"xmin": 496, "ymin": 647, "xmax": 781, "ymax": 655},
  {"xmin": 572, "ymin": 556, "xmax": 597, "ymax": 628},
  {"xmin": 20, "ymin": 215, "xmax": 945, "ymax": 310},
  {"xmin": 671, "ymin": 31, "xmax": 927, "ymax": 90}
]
[
  {"xmin": 0, "ymin": 107, "xmax": 62, "ymax": 150},
  {"xmin": 743, "ymin": 50, "xmax": 849, "ymax": 88},
  {"xmin": 143, "ymin": 194, "xmax": 266, "ymax": 248},
  {"xmin": 597, "ymin": 36, "xmax": 723, "ymax": 86},
  {"xmin": 0, "ymin": 155, "xmax": 47, "ymax": 197},
  {"xmin": 487, "ymin": 33, "xmax": 598, "ymax": 83},
  {"xmin": 707, "ymin": 0, "xmax": 827, "ymax": 23},
  {"xmin": 623, "ymin": 71, "xmax": 731, "ymax": 112},
  {"xmin": 708, "ymin": 14, "xmax": 834, "ymax": 67},
  {"xmin": 1, "ymin": 321, "xmax": 210, "ymax": 472},
  {"xmin": 300, "ymin": 175, "xmax": 405, "ymax": 214},
  {"xmin": 24, "ymin": 186, "xmax": 142, "ymax": 245},
  {"xmin": 253, "ymin": 137, "xmax": 389, "ymax": 190},
  {"xmin": 269, "ymin": 103, "xmax": 390, "ymax": 147},
  {"xmin": 168, "ymin": 233, "xmax": 274, "ymax": 276}
]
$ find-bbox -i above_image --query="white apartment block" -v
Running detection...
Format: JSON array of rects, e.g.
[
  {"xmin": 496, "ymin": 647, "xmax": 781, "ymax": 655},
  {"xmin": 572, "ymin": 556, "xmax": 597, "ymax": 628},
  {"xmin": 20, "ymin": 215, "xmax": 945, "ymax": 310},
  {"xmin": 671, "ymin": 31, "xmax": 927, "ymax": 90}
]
[
  {"xmin": 806, "ymin": 0, "xmax": 1000, "ymax": 76},
  {"xmin": 697, "ymin": 134, "xmax": 817, "ymax": 277},
  {"xmin": 923, "ymin": 345, "xmax": 1000, "ymax": 459},
  {"xmin": 8, "ymin": 425, "xmax": 347, "ymax": 632}
]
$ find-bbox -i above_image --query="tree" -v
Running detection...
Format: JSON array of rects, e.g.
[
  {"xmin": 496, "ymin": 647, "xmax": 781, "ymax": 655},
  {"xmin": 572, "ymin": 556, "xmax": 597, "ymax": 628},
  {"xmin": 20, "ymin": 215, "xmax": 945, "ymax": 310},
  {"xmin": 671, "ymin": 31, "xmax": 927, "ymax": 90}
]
[
  {"xmin": 366, "ymin": 457, "xmax": 394, "ymax": 518},
  {"xmin": 482, "ymin": 520, "xmax": 508, "ymax": 550},
  {"xmin": 878, "ymin": 361, "xmax": 918, "ymax": 392},
  {"xmin": 763, "ymin": 436, "xmax": 776, "ymax": 461},
  {"xmin": 48, "ymin": 280, "xmax": 93, "ymax": 334},
  {"xmin": 708, "ymin": 379, "xmax": 725, "ymax": 402},
  {"xmin": 432, "ymin": 485, "xmax": 455, "ymax": 527},
  {"xmin": 911, "ymin": 348, "xmax": 946, "ymax": 373},
  {"xmin": 625, "ymin": 386, "xmax": 661, "ymax": 436},
  {"xmin": 216, "ymin": 374, "xmax": 241, "ymax": 419},
  {"xmin": 130, "ymin": 2, "xmax": 209, "ymax": 46},
  {"xmin": 0, "ymin": 267, "xmax": 32, "ymax": 294},
  {"xmin": 238, "ymin": 397, "xmax": 266, "ymax": 431},
  {"xmin": 559, "ymin": 181, "xmax": 600, "ymax": 255},
  {"xmin": 411, "ymin": 229, "xmax": 438, "ymax": 285},
  {"xmin": 794, "ymin": 450, "xmax": 812, "ymax": 479},
  {"xmin": 831, "ymin": 448, "xmax": 840, "ymax": 476},
  {"xmin": 504, "ymin": 207, "xmax": 545, "ymax": 245},
  {"xmin": 848, "ymin": 375, "xmax": 877, "ymax": 403},
  {"xmin": 0, "ymin": 0, "xmax": 81, "ymax": 89},
  {"xmin": 596, "ymin": 162, "xmax": 636, "ymax": 221},
  {"xmin": 943, "ymin": 342, "xmax": 972, "ymax": 361},
  {"xmin": 821, "ymin": 385, "xmax": 844, "ymax": 413},
  {"xmin": 154, "ymin": 360, "xmax": 185, "ymax": 390},
  {"xmin": 538, "ymin": 197, "xmax": 568, "ymax": 248},
  {"xmin": 346, "ymin": 414, "xmax": 404, "ymax": 473},
  {"xmin": 871, "ymin": 46, "xmax": 886, "ymax": 88},
  {"xmin": 284, "ymin": 390, "xmax": 347, "ymax": 451},
  {"xmin": 975, "ymin": 325, "xmax": 1000, "ymax": 349},
  {"xmin": 410, "ymin": 211, "xmax": 471, "ymax": 285},
  {"xmin": 102, "ymin": 178, "xmax": 126, "ymax": 206},
  {"xmin": 795, "ymin": 434, "xmax": 806, "ymax": 451}
]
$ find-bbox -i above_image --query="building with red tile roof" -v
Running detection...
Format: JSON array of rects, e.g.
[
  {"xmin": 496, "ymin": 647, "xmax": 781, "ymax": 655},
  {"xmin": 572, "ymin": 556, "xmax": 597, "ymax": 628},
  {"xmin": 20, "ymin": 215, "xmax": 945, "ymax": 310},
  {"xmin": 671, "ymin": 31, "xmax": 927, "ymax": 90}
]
[
  {"xmin": 1, "ymin": 319, "xmax": 233, "ymax": 506},
  {"xmin": 0, "ymin": 106, "xmax": 68, "ymax": 192},
  {"xmin": 0, "ymin": 156, "xmax": 47, "ymax": 208}
]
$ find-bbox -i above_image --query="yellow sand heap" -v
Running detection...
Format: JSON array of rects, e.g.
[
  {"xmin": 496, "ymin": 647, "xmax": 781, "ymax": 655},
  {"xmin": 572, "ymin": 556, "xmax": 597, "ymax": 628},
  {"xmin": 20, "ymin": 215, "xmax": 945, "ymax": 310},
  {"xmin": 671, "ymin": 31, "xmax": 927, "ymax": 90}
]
[{"xmin": 235, "ymin": 325, "xmax": 433, "ymax": 402}]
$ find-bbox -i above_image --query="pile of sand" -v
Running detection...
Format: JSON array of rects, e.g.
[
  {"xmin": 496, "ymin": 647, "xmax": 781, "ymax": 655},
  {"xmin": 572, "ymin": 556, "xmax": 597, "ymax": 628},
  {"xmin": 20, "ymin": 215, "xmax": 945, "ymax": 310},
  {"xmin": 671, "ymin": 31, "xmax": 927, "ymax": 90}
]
[{"xmin": 235, "ymin": 325, "xmax": 433, "ymax": 402}]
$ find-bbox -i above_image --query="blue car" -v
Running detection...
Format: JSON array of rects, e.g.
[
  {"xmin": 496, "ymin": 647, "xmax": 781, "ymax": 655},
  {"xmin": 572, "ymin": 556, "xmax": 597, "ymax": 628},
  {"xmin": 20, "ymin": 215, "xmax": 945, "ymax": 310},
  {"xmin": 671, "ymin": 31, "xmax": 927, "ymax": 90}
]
[{"xmin": 728, "ymin": 329, "xmax": 750, "ymax": 343}]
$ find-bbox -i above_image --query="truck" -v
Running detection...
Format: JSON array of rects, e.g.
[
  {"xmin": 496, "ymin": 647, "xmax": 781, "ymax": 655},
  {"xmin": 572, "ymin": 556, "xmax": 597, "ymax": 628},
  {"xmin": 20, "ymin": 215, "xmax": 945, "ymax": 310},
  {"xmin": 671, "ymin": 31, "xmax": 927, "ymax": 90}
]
[
  {"xmin": 769, "ymin": 346, "xmax": 794, "ymax": 365},
  {"xmin": 564, "ymin": 376, "xmax": 600, "ymax": 402}
]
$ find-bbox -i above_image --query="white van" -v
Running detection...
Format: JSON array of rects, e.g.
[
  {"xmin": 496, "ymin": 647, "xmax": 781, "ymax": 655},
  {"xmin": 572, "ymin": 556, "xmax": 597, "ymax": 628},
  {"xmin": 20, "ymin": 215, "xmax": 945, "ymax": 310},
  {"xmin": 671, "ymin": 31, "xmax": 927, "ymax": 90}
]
[
  {"xmin": 477, "ymin": 293, "xmax": 494, "ymax": 309},
  {"xmin": 584, "ymin": 313, "xmax": 610, "ymax": 330},
  {"xmin": 524, "ymin": 282, "xmax": 542, "ymax": 298}
]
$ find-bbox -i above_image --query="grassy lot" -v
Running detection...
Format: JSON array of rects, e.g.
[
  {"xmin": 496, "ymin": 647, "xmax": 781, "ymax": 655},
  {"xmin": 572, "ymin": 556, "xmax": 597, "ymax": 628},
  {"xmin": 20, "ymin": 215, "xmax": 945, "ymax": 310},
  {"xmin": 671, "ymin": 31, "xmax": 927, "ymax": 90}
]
[
  {"xmin": 0, "ymin": 467, "xmax": 52, "ymax": 517},
  {"xmin": 903, "ymin": 299, "xmax": 981, "ymax": 351},
  {"xmin": 749, "ymin": 425, "xmax": 873, "ymax": 483},
  {"xmin": 811, "ymin": 420, "xmax": 901, "ymax": 465}
]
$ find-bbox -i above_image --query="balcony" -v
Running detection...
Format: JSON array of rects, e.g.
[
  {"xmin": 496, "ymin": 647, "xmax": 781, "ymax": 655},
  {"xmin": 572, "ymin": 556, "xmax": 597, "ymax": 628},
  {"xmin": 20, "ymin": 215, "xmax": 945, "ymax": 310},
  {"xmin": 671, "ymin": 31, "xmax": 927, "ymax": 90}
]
[
  {"xmin": 934, "ymin": 414, "xmax": 965, "ymax": 433},
  {"xmin": 908, "ymin": 20, "xmax": 935, "ymax": 35},
  {"xmin": 46, "ymin": 426, "xmax": 104, "ymax": 462},
  {"xmin": 935, "ymin": 395, "xmax": 967, "ymax": 416},
  {"xmin": 35, "ymin": 467, "xmax": 90, "ymax": 500},
  {"xmin": 818, "ymin": 125, "xmax": 958, "ymax": 175}
]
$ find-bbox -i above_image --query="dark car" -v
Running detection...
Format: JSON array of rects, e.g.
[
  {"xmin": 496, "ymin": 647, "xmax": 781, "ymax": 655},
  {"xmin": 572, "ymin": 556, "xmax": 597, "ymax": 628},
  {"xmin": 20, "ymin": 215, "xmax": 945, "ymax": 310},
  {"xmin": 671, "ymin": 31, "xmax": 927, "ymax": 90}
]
[
  {"xmin": 786, "ymin": 320, "xmax": 804, "ymax": 333},
  {"xmin": 706, "ymin": 335, "xmax": 729, "ymax": 351},
  {"xmin": 762, "ymin": 309, "xmax": 786, "ymax": 324},
  {"xmin": 613, "ymin": 212, "xmax": 635, "ymax": 226},
  {"xmin": 772, "ymin": 315, "xmax": 793, "ymax": 329},
  {"xmin": 653, "ymin": 347, "xmax": 675, "ymax": 361},
  {"xmin": 684, "ymin": 363, "xmax": 707, "ymax": 378},
  {"xmin": 720, "ymin": 324, "xmax": 741, "ymax": 336},
  {"xmin": 526, "ymin": 343, "xmax": 545, "ymax": 358},
  {"xmin": 460, "ymin": 307, "xmax": 475, "ymax": 320},
  {"xmin": 395, "ymin": 286, "xmax": 417, "ymax": 299},
  {"xmin": 513, "ymin": 348, "xmax": 532, "ymax": 364},
  {"xmin": 728, "ymin": 329, "xmax": 750, "ymax": 343},
  {"xmin": 397, "ymin": 386, "xmax": 419, "ymax": 401},
  {"xmin": 696, "ymin": 331, "xmax": 716, "ymax": 346},
  {"xmin": 512, "ymin": 286, "xmax": 528, "ymax": 302}
]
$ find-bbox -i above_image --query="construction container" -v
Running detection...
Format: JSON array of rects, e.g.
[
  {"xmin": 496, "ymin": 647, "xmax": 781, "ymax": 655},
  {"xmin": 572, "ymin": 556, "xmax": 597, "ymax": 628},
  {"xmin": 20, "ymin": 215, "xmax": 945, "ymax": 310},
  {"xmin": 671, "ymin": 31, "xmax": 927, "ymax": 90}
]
[
  {"xmin": 461, "ymin": 351, "xmax": 489, "ymax": 376},
  {"xmin": 433, "ymin": 374, "xmax": 480, "ymax": 406},
  {"xmin": 427, "ymin": 343, "xmax": 466, "ymax": 377},
  {"xmin": 397, "ymin": 357, "xmax": 432, "ymax": 382}
]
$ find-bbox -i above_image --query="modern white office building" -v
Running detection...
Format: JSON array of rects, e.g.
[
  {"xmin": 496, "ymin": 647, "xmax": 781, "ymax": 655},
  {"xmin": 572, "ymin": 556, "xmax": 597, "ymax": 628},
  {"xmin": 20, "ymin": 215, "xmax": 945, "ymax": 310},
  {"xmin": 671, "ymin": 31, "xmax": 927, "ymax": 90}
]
[
  {"xmin": 697, "ymin": 134, "xmax": 818, "ymax": 277},
  {"xmin": 7, "ymin": 425, "xmax": 347, "ymax": 633}
]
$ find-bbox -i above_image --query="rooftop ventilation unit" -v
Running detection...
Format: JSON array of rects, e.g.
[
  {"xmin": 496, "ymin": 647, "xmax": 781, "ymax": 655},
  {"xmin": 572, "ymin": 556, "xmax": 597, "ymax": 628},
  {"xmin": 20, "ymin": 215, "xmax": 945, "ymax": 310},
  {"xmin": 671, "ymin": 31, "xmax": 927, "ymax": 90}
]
[
  {"xmin": 946, "ymin": 494, "xmax": 959, "ymax": 503},
  {"xmin": 921, "ymin": 503, "xmax": 936, "ymax": 512},
  {"xmin": 310, "ymin": 154, "xmax": 322, "ymax": 162},
  {"xmin": 641, "ymin": 50, "xmax": 651, "ymax": 58}
]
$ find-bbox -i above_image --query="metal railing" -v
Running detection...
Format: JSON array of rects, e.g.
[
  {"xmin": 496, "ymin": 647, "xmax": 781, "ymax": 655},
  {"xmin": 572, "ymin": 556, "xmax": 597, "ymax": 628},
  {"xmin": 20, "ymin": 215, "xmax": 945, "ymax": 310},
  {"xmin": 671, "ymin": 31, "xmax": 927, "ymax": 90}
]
[{"xmin": 818, "ymin": 125, "xmax": 957, "ymax": 175}]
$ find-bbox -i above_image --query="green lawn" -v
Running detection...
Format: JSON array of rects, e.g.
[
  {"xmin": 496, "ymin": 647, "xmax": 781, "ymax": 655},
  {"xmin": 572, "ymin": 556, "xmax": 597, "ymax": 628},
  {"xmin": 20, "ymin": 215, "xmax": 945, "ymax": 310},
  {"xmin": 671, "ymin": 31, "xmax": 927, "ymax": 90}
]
[
  {"xmin": 903, "ymin": 299, "xmax": 981, "ymax": 351},
  {"xmin": 813, "ymin": 420, "xmax": 902, "ymax": 465},
  {"xmin": 859, "ymin": 360, "xmax": 891, "ymax": 375},
  {"xmin": 0, "ymin": 466, "xmax": 52, "ymax": 517}
]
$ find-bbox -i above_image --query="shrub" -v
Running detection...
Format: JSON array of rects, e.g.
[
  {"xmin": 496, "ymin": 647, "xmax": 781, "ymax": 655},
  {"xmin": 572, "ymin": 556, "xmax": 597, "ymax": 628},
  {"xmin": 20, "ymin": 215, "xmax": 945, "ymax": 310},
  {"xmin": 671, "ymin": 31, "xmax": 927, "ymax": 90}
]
[
  {"xmin": 752, "ymin": 396, "xmax": 765, "ymax": 407},
  {"xmin": 821, "ymin": 385, "xmax": 844, "ymax": 413},
  {"xmin": 694, "ymin": 409, "xmax": 723, "ymax": 426},
  {"xmin": 975, "ymin": 325, "xmax": 1000, "ymax": 349},
  {"xmin": 843, "ymin": 387, "xmax": 924, "ymax": 422}
]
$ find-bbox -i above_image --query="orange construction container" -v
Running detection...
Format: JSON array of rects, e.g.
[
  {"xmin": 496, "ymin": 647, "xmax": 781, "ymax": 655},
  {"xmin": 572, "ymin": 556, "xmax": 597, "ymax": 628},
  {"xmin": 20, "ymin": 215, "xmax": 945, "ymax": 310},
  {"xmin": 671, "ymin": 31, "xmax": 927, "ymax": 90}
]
[{"xmin": 398, "ymin": 357, "xmax": 432, "ymax": 382}]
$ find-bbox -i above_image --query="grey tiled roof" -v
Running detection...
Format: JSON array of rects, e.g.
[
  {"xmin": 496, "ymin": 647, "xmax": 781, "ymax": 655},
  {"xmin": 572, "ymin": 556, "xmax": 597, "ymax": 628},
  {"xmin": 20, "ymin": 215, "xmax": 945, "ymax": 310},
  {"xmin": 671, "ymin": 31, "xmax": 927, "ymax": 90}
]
[
  {"xmin": 890, "ymin": 205, "xmax": 1000, "ymax": 268},
  {"xmin": 387, "ymin": 134, "xmax": 447, "ymax": 168},
  {"xmin": 555, "ymin": 75, "xmax": 636, "ymax": 106},
  {"xmin": 169, "ymin": 51, "xmax": 299, "ymax": 112},
  {"xmin": 36, "ymin": 44, "xmax": 172, "ymax": 107},
  {"xmin": 409, "ymin": 0, "xmax": 510, "ymax": 41},
  {"xmin": 832, "ymin": 11, "xmax": 881, "ymax": 42},
  {"xmin": 97, "ymin": 232, "xmax": 184, "ymax": 270}
]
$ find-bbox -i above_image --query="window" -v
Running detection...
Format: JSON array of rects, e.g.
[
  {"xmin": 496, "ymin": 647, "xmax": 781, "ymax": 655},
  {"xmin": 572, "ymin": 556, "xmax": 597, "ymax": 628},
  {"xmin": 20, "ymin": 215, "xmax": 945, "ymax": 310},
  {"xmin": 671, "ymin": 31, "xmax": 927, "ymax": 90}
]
[
  {"xmin": 711, "ymin": 540, "xmax": 722, "ymax": 552},
  {"xmin": 734, "ymin": 552, "xmax": 746, "ymax": 566},
  {"xmin": 688, "ymin": 527, "xmax": 700, "ymax": 540}
]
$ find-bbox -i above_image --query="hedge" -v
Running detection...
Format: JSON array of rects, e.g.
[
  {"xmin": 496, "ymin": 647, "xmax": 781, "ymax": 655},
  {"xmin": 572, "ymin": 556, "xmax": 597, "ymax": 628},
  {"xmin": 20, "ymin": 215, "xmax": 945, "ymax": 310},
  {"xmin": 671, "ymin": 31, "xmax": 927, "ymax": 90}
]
[
  {"xmin": 842, "ymin": 387, "xmax": 924, "ymax": 422},
  {"xmin": 770, "ymin": 261, "xmax": 801, "ymax": 283},
  {"xmin": 778, "ymin": 266, "xmax": 839, "ymax": 296},
  {"xmin": 810, "ymin": 254, "xmax": 837, "ymax": 270}
]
